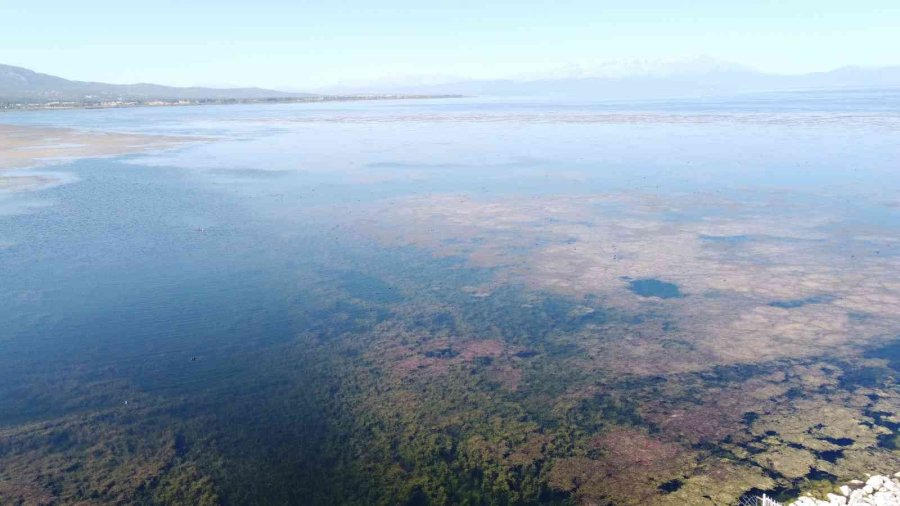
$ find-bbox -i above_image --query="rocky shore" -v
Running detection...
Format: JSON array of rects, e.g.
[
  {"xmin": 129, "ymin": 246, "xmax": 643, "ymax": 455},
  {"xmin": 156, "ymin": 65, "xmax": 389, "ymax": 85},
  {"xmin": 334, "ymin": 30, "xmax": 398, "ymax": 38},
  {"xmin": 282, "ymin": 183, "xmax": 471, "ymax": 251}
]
[{"xmin": 789, "ymin": 473, "xmax": 900, "ymax": 506}]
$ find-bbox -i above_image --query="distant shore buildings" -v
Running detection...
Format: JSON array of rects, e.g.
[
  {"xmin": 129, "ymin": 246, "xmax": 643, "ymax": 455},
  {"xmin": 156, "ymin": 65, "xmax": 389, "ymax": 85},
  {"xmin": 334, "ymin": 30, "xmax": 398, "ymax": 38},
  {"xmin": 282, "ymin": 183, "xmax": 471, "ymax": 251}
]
[{"xmin": 0, "ymin": 94, "xmax": 462, "ymax": 111}]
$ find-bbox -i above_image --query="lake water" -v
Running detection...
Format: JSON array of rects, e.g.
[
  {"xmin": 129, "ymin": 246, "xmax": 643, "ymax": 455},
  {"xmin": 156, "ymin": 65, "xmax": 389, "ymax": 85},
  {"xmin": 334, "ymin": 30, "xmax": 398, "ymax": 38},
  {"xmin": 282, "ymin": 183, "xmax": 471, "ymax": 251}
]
[{"xmin": 1, "ymin": 92, "xmax": 900, "ymax": 505}]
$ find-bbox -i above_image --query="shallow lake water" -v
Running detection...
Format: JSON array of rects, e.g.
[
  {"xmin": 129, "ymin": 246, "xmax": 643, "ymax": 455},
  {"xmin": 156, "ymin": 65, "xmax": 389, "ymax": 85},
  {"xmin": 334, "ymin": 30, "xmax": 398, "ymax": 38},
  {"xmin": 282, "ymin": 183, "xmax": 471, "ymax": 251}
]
[{"xmin": 1, "ymin": 93, "xmax": 899, "ymax": 505}]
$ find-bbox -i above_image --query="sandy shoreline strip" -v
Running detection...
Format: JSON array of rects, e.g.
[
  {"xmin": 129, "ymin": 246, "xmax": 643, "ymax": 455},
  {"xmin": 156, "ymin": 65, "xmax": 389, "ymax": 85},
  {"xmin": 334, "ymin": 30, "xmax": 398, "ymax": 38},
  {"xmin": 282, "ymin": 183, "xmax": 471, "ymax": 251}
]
[{"xmin": 0, "ymin": 124, "xmax": 203, "ymax": 191}]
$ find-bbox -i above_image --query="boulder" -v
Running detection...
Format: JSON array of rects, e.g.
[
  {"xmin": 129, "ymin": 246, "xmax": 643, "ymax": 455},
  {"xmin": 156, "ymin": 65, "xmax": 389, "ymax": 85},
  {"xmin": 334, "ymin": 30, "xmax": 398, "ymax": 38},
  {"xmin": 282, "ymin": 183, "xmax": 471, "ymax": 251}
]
[
  {"xmin": 825, "ymin": 492, "xmax": 847, "ymax": 504},
  {"xmin": 866, "ymin": 476, "xmax": 884, "ymax": 490}
]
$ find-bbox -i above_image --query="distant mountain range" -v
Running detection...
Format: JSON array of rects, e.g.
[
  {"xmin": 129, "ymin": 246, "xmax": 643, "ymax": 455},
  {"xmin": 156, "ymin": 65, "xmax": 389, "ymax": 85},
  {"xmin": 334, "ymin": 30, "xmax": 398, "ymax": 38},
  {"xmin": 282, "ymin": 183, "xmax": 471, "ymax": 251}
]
[
  {"xmin": 5, "ymin": 60, "xmax": 900, "ymax": 104},
  {"xmin": 0, "ymin": 64, "xmax": 315, "ymax": 103},
  {"xmin": 324, "ymin": 59, "xmax": 900, "ymax": 100}
]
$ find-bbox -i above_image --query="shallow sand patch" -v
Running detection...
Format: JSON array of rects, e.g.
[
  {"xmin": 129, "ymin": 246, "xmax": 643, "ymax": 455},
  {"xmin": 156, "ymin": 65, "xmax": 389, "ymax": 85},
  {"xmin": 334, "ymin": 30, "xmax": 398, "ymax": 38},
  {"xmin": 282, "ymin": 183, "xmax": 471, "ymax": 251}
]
[
  {"xmin": 0, "ymin": 174, "xmax": 56, "ymax": 192},
  {"xmin": 0, "ymin": 124, "xmax": 203, "ymax": 189}
]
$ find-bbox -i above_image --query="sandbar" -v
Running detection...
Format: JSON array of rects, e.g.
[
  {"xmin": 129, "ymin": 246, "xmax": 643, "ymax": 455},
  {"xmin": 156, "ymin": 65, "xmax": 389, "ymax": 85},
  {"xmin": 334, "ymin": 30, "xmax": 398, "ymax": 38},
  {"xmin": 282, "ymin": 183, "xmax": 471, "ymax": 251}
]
[{"xmin": 0, "ymin": 123, "xmax": 202, "ymax": 190}]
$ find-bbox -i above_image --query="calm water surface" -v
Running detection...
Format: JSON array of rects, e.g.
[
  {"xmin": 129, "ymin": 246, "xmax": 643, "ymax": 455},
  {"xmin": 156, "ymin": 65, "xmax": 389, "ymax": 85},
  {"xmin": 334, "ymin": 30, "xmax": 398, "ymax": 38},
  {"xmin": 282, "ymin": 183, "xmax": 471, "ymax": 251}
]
[{"xmin": 1, "ymin": 92, "xmax": 899, "ymax": 504}]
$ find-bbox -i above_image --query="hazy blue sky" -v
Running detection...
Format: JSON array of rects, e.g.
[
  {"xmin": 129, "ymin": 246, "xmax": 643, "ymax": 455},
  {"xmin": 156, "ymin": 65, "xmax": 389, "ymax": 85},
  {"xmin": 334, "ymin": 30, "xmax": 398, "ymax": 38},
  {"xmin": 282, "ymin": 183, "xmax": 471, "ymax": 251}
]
[{"xmin": 1, "ymin": 0, "xmax": 898, "ymax": 89}]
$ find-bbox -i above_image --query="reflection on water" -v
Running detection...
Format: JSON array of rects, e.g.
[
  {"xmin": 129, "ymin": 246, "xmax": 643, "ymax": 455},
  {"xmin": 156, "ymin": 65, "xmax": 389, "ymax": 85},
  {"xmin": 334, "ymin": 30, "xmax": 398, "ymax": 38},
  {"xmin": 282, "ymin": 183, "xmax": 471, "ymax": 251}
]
[{"xmin": 1, "ymin": 93, "xmax": 900, "ymax": 505}]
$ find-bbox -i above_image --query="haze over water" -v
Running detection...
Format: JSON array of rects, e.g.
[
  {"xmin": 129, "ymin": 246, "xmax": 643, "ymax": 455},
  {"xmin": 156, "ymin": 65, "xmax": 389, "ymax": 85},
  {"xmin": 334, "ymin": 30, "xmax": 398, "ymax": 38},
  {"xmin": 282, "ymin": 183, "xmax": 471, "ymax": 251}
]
[{"xmin": 2, "ymin": 92, "xmax": 900, "ymax": 504}]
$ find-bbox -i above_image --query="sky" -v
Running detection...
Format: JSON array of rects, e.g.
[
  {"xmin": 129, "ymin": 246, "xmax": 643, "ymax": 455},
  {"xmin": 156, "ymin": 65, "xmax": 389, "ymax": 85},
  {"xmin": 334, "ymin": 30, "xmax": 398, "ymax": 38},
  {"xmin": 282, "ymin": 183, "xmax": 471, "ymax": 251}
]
[{"xmin": 1, "ymin": 0, "xmax": 898, "ymax": 90}]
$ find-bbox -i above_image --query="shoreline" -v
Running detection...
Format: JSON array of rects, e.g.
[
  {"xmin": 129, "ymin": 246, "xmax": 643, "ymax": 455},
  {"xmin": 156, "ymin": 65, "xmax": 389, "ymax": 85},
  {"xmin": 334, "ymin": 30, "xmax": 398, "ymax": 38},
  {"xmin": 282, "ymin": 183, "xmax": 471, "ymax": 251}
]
[{"xmin": 0, "ymin": 94, "xmax": 465, "ymax": 113}]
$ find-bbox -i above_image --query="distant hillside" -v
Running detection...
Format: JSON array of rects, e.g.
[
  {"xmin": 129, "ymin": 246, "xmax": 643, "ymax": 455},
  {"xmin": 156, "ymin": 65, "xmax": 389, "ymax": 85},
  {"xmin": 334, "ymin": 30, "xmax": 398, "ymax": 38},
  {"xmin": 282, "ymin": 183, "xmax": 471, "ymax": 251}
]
[
  {"xmin": 0, "ymin": 64, "xmax": 316, "ymax": 103},
  {"xmin": 7, "ymin": 61, "xmax": 900, "ymax": 104}
]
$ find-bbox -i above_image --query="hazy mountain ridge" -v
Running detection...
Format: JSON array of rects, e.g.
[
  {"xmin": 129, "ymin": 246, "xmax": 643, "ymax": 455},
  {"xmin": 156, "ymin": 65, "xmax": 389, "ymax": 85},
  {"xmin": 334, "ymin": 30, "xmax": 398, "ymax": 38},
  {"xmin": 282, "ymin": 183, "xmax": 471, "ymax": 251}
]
[
  {"xmin": 325, "ymin": 62, "xmax": 900, "ymax": 99},
  {"xmin": 5, "ymin": 61, "xmax": 900, "ymax": 103},
  {"xmin": 0, "ymin": 64, "xmax": 315, "ymax": 103}
]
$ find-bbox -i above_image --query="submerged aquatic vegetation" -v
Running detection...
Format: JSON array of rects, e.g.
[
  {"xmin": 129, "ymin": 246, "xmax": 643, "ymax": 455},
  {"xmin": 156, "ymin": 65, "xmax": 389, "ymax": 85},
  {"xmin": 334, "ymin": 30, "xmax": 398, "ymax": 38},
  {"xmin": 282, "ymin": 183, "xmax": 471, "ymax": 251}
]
[
  {"xmin": 5, "ymin": 258, "xmax": 899, "ymax": 505},
  {"xmin": 3, "ymin": 96, "xmax": 900, "ymax": 505}
]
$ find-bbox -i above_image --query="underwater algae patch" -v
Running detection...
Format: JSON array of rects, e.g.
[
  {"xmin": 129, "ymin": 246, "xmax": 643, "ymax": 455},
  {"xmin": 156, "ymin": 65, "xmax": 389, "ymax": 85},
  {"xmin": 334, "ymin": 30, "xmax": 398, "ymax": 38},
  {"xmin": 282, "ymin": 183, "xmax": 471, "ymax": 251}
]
[
  {"xmin": 362, "ymin": 191, "xmax": 900, "ymax": 370},
  {"xmin": 307, "ymin": 279, "xmax": 900, "ymax": 504},
  {"xmin": 322, "ymin": 190, "xmax": 900, "ymax": 503},
  {"xmin": 4, "ymin": 190, "xmax": 900, "ymax": 505},
  {"xmin": 0, "ymin": 402, "xmax": 220, "ymax": 505},
  {"xmin": 3, "ymin": 259, "xmax": 900, "ymax": 505}
]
